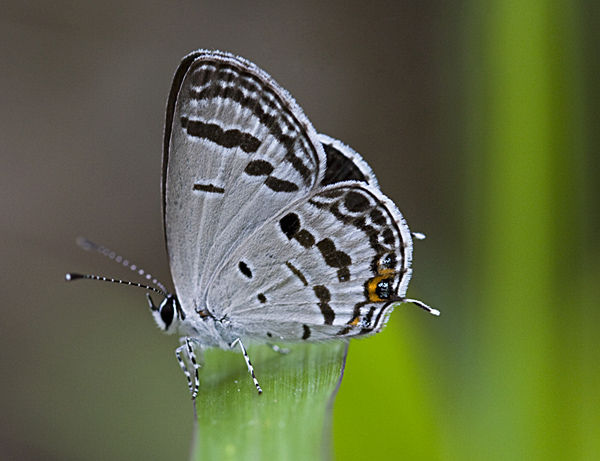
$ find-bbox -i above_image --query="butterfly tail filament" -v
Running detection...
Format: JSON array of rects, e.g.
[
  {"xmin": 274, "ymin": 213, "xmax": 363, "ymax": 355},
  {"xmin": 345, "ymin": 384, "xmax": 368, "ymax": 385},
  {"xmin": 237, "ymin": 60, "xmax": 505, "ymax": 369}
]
[{"xmin": 402, "ymin": 298, "xmax": 441, "ymax": 316}]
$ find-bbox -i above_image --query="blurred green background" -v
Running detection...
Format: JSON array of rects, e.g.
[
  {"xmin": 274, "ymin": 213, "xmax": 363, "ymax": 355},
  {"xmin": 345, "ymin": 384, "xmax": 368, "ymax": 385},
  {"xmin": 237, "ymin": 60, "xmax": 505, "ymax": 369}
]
[{"xmin": 1, "ymin": 1, "xmax": 598, "ymax": 460}]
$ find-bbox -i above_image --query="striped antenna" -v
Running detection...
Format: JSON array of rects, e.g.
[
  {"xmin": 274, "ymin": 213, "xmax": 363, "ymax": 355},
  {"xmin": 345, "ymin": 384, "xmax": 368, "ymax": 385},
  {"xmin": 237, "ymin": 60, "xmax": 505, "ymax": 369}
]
[
  {"xmin": 65, "ymin": 273, "xmax": 167, "ymax": 297},
  {"xmin": 75, "ymin": 237, "xmax": 168, "ymax": 294}
]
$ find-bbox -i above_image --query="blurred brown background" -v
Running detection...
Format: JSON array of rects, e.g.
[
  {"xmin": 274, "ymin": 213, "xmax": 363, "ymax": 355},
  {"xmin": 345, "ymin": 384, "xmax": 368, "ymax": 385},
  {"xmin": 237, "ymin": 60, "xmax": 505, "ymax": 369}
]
[{"xmin": 2, "ymin": 1, "xmax": 598, "ymax": 460}]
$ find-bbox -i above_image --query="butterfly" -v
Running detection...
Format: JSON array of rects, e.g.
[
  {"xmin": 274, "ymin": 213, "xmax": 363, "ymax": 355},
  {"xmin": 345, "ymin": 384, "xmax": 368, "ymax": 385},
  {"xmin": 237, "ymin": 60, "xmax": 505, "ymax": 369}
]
[{"xmin": 67, "ymin": 50, "xmax": 438, "ymax": 399}]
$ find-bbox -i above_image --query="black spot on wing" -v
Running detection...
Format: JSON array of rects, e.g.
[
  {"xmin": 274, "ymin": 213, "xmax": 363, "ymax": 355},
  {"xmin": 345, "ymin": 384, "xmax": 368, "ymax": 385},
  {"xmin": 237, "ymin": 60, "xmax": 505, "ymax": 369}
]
[
  {"xmin": 280, "ymin": 213, "xmax": 300, "ymax": 239},
  {"xmin": 316, "ymin": 239, "xmax": 351, "ymax": 268},
  {"xmin": 321, "ymin": 142, "xmax": 369, "ymax": 186},
  {"xmin": 285, "ymin": 261, "xmax": 308, "ymax": 286},
  {"xmin": 265, "ymin": 176, "xmax": 299, "ymax": 192},
  {"xmin": 313, "ymin": 285, "xmax": 334, "ymax": 325},
  {"xmin": 302, "ymin": 324, "xmax": 311, "ymax": 340},
  {"xmin": 294, "ymin": 229, "xmax": 315, "ymax": 248},
  {"xmin": 379, "ymin": 253, "xmax": 397, "ymax": 270},
  {"xmin": 375, "ymin": 278, "xmax": 393, "ymax": 299},
  {"xmin": 180, "ymin": 117, "xmax": 261, "ymax": 153},
  {"xmin": 363, "ymin": 306, "xmax": 376, "ymax": 328},
  {"xmin": 344, "ymin": 191, "xmax": 371, "ymax": 212},
  {"xmin": 193, "ymin": 183, "xmax": 225, "ymax": 194},
  {"xmin": 382, "ymin": 228, "xmax": 395, "ymax": 245},
  {"xmin": 337, "ymin": 267, "xmax": 350, "ymax": 282},
  {"xmin": 245, "ymin": 160, "xmax": 274, "ymax": 175},
  {"xmin": 370, "ymin": 208, "xmax": 386, "ymax": 225},
  {"xmin": 244, "ymin": 160, "xmax": 298, "ymax": 192},
  {"xmin": 238, "ymin": 261, "xmax": 252, "ymax": 278}
]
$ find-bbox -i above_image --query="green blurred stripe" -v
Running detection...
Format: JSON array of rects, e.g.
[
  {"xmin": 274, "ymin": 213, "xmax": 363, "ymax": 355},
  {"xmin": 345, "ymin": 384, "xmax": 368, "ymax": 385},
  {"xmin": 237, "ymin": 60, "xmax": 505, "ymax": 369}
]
[
  {"xmin": 462, "ymin": 1, "xmax": 585, "ymax": 459},
  {"xmin": 577, "ymin": 1, "xmax": 600, "ymax": 458},
  {"xmin": 334, "ymin": 317, "xmax": 441, "ymax": 460}
]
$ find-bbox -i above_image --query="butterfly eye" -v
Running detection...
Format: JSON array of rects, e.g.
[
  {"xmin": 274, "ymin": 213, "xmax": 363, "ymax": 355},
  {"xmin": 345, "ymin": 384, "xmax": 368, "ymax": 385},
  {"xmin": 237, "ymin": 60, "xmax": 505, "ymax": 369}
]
[{"xmin": 160, "ymin": 298, "xmax": 175, "ymax": 330}]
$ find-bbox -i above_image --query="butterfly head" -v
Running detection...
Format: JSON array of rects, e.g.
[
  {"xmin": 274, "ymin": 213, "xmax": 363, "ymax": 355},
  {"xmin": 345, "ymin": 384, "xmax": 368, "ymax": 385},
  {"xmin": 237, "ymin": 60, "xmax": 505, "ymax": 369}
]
[{"xmin": 149, "ymin": 293, "xmax": 183, "ymax": 334}]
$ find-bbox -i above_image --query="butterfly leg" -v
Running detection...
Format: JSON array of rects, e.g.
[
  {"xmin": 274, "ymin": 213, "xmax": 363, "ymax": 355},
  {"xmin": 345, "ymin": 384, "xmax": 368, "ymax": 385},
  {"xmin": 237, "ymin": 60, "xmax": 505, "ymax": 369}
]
[
  {"xmin": 231, "ymin": 338, "xmax": 262, "ymax": 394},
  {"xmin": 175, "ymin": 343, "xmax": 193, "ymax": 392},
  {"xmin": 267, "ymin": 343, "xmax": 289, "ymax": 355},
  {"xmin": 175, "ymin": 337, "xmax": 202, "ymax": 399}
]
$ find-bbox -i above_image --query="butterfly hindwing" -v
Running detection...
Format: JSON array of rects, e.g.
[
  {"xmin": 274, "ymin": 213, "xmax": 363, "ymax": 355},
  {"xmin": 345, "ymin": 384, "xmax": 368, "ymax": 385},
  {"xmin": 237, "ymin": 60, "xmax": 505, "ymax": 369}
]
[
  {"xmin": 163, "ymin": 51, "xmax": 326, "ymax": 317},
  {"xmin": 206, "ymin": 181, "xmax": 414, "ymax": 342}
]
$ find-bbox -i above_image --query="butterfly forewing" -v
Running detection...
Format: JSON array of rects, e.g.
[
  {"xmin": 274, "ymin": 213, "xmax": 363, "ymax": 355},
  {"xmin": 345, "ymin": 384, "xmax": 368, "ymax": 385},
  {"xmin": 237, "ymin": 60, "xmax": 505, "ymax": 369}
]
[
  {"xmin": 206, "ymin": 181, "xmax": 413, "ymax": 342},
  {"xmin": 163, "ymin": 51, "xmax": 326, "ymax": 317}
]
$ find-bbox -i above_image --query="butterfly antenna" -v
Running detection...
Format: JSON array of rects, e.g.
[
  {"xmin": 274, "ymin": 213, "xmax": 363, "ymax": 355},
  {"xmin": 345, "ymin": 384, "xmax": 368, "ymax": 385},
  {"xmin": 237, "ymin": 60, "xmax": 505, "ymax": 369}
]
[
  {"xmin": 65, "ymin": 272, "xmax": 168, "ymax": 297},
  {"xmin": 75, "ymin": 237, "xmax": 169, "ymax": 293},
  {"xmin": 402, "ymin": 298, "xmax": 441, "ymax": 316}
]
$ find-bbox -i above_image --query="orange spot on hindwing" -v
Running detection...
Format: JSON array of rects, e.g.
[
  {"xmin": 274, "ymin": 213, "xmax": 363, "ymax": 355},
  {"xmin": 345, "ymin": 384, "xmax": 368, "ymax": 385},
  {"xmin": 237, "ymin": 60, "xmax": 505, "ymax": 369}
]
[{"xmin": 366, "ymin": 268, "xmax": 396, "ymax": 302}]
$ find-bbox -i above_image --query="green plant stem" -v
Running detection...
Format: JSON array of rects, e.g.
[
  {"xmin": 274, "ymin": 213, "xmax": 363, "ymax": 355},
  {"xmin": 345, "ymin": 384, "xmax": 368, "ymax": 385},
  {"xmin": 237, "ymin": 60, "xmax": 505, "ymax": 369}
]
[{"xmin": 190, "ymin": 341, "xmax": 348, "ymax": 461}]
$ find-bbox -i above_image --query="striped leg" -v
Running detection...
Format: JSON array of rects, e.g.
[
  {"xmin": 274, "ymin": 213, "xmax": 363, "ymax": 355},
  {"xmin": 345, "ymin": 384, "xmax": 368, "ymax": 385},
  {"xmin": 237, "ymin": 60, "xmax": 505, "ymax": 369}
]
[
  {"xmin": 186, "ymin": 338, "xmax": 201, "ymax": 399},
  {"xmin": 231, "ymin": 338, "xmax": 262, "ymax": 394},
  {"xmin": 175, "ymin": 337, "xmax": 201, "ymax": 399},
  {"xmin": 175, "ymin": 343, "xmax": 193, "ymax": 392}
]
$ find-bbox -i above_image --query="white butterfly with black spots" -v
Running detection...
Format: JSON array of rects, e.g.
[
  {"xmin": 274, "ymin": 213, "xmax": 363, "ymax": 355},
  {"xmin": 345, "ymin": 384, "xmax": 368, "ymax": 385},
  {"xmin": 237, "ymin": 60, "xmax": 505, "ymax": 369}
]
[{"xmin": 67, "ymin": 50, "xmax": 438, "ymax": 399}]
